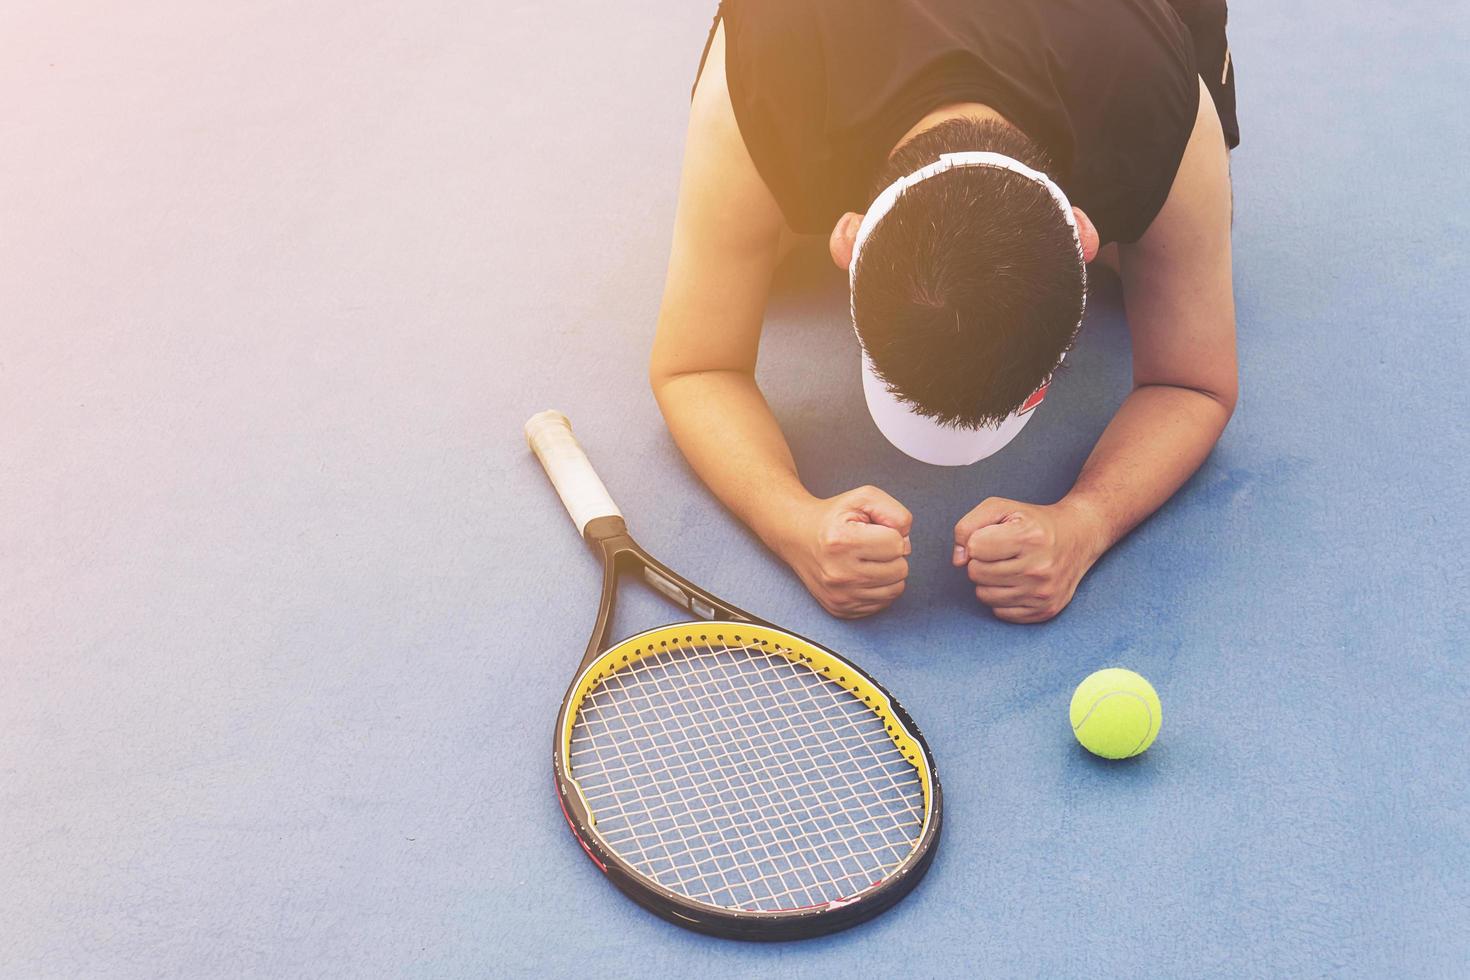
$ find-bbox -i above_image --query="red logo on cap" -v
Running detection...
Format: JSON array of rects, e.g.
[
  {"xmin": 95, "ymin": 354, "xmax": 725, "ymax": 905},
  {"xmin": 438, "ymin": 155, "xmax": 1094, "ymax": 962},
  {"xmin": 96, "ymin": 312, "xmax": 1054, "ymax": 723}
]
[{"xmin": 1018, "ymin": 381, "xmax": 1050, "ymax": 415}]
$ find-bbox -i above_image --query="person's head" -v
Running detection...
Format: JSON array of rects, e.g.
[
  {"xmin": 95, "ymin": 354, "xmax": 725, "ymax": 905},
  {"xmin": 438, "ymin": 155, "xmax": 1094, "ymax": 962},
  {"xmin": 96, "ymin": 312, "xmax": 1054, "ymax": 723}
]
[{"xmin": 830, "ymin": 118, "xmax": 1099, "ymax": 458}]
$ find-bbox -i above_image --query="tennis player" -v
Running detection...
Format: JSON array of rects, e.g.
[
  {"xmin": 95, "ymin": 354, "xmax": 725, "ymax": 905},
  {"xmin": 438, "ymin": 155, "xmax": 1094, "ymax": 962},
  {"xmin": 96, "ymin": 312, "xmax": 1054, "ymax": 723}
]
[{"xmin": 650, "ymin": 0, "xmax": 1239, "ymax": 622}]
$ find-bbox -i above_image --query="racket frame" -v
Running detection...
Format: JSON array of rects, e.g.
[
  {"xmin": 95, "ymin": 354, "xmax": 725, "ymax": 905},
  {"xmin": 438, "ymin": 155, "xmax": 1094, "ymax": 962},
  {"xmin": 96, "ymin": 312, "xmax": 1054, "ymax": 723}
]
[{"xmin": 552, "ymin": 513, "xmax": 943, "ymax": 941}]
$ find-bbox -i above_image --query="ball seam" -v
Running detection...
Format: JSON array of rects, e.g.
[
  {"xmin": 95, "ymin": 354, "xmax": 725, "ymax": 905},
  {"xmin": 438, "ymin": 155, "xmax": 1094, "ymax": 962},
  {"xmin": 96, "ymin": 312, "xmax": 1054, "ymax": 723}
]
[{"xmin": 1071, "ymin": 690, "xmax": 1157, "ymax": 758}]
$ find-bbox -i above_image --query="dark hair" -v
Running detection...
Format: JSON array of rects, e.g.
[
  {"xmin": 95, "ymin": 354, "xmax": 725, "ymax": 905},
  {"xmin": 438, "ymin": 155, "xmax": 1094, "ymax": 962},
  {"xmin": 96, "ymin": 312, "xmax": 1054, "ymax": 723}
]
[{"xmin": 852, "ymin": 118, "xmax": 1084, "ymax": 428}]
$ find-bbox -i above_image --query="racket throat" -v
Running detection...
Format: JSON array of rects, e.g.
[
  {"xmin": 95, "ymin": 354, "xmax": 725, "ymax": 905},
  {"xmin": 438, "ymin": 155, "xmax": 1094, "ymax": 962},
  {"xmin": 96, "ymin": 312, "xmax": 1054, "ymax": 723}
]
[
  {"xmin": 588, "ymin": 524, "xmax": 755, "ymax": 624},
  {"xmin": 642, "ymin": 566, "xmax": 718, "ymax": 620}
]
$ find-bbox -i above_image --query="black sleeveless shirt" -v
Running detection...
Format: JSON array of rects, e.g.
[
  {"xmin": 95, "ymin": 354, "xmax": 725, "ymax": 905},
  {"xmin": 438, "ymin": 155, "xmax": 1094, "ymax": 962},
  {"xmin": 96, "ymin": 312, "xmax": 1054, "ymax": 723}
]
[{"xmin": 704, "ymin": 0, "xmax": 1200, "ymax": 245}]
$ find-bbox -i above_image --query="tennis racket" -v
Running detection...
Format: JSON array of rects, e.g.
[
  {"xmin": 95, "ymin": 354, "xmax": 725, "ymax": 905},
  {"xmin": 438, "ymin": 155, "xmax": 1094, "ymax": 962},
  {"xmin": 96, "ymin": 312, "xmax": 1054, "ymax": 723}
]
[{"xmin": 525, "ymin": 410, "xmax": 942, "ymax": 940}]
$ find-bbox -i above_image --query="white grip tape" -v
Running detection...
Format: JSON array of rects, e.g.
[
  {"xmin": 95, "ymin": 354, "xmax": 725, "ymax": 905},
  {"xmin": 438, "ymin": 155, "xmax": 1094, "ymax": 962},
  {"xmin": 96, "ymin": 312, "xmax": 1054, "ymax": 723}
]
[{"xmin": 524, "ymin": 410, "xmax": 622, "ymax": 535}]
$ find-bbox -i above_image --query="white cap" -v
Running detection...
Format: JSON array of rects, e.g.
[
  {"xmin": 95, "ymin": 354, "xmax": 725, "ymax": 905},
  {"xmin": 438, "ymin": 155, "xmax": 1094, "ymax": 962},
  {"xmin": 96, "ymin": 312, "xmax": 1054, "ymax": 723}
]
[{"xmin": 850, "ymin": 151, "xmax": 1085, "ymax": 466}]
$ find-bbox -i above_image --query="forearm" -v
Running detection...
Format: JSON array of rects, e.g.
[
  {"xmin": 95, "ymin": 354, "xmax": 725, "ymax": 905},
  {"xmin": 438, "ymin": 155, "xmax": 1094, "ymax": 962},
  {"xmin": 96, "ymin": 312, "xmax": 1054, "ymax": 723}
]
[
  {"xmin": 1063, "ymin": 383, "xmax": 1233, "ymax": 557},
  {"xmin": 652, "ymin": 369, "xmax": 814, "ymax": 552}
]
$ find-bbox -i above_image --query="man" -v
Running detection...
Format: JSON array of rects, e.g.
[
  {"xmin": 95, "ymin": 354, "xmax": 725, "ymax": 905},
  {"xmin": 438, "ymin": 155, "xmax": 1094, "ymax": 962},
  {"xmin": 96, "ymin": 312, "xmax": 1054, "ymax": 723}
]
[{"xmin": 649, "ymin": 0, "xmax": 1239, "ymax": 622}]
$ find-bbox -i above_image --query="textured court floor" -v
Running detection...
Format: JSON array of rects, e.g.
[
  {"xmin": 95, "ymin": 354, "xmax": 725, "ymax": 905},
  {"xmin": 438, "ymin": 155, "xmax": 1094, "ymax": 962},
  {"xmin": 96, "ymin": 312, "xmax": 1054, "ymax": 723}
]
[{"xmin": 3, "ymin": 2, "xmax": 1467, "ymax": 976}]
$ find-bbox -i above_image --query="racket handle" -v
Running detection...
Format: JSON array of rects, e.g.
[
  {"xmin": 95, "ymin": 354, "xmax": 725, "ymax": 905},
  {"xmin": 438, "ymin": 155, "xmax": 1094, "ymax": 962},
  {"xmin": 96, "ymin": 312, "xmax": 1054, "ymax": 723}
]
[{"xmin": 525, "ymin": 410, "xmax": 623, "ymax": 536}]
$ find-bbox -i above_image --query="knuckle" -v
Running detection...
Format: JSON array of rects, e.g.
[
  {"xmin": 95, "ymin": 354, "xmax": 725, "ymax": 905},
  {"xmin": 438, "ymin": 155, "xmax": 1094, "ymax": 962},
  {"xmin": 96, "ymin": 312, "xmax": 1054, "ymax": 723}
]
[{"xmin": 822, "ymin": 567, "xmax": 854, "ymax": 588}]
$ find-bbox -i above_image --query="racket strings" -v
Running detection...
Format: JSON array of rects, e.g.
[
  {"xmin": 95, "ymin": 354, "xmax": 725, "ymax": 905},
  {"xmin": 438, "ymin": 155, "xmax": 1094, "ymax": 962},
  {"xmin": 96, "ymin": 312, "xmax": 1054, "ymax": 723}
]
[
  {"xmin": 577, "ymin": 705, "xmax": 917, "ymax": 907},
  {"xmin": 574, "ymin": 662, "xmax": 918, "ymax": 806},
  {"xmin": 579, "ymin": 649, "xmax": 917, "ymax": 900},
  {"xmin": 576, "ymin": 651, "xmax": 913, "ymax": 912},
  {"xmin": 569, "ymin": 638, "xmax": 926, "ymax": 913}
]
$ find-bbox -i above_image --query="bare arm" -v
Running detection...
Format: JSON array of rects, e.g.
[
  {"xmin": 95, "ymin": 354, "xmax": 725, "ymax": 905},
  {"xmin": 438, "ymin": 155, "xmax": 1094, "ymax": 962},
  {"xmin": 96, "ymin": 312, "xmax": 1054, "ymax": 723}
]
[
  {"xmin": 955, "ymin": 78, "xmax": 1237, "ymax": 622},
  {"xmin": 1070, "ymin": 76, "xmax": 1238, "ymax": 545},
  {"xmin": 648, "ymin": 24, "xmax": 799, "ymax": 548},
  {"xmin": 650, "ymin": 24, "xmax": 911, "ymax": 617}
]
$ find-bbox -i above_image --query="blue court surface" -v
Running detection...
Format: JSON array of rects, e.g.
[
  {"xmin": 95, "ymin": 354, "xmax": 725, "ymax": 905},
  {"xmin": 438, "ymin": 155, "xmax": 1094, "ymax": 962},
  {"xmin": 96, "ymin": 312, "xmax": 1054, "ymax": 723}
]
[{"xmin": 4, "ymin": 2, "xmax": 1467, "ymax": 977}]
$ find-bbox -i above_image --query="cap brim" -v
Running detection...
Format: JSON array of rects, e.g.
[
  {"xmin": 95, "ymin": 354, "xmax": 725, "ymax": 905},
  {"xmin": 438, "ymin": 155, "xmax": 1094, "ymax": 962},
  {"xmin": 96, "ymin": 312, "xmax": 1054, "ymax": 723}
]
[{"xmin": 860, "ymin": 352, "xmax": 1038, "ymax": 466}]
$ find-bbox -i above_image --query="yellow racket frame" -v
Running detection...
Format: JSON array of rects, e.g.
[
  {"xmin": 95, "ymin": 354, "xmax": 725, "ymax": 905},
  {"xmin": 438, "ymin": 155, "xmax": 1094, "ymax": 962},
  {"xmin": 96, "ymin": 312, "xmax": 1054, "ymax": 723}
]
[{"xmin": 558, "ymin": 621, "xmax": 936, "ymax": 835}]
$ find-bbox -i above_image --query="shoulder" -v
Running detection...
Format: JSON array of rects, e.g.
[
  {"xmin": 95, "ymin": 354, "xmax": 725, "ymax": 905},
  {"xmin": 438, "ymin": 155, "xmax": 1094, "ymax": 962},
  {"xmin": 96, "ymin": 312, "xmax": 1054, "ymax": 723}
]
[
  {"xmin": 683, "ymin": 21, "xmax": 785, "ymax": 248},
  {"xmin": 1131, "ymin": 77, "xmax": 1231, "ymax": 252},
  {"xmin": 1054, "ymin": 2, "xmax": 1202, "ymax": 244}
]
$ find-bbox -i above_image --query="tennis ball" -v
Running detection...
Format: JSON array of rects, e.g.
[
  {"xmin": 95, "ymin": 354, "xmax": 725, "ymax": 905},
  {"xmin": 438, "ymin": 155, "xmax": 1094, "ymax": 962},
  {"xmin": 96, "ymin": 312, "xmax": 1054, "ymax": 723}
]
[{"xmin": 1069, "ymin": 668, "xmax": 1161, "ymax": 759}]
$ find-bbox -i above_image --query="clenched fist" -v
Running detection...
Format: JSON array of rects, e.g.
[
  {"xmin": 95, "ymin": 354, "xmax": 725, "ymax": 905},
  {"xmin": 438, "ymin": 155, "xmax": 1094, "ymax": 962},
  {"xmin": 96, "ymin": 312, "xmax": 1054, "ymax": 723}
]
[
  {"xmin": 953, "ymin": 497, "xmax": 1106, "ymax": 623},
  {"xmin": 776, "ymin": 486, "xmax": 912, "ymax": 619}
]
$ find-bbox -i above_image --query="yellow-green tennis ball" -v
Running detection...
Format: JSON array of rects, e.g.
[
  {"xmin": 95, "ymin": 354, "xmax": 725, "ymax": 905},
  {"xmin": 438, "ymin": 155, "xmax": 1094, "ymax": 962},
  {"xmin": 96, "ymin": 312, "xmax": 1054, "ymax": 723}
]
[{"xmin": 1070, "ymin": 668, "xmax": 1162, "ymax": 759}]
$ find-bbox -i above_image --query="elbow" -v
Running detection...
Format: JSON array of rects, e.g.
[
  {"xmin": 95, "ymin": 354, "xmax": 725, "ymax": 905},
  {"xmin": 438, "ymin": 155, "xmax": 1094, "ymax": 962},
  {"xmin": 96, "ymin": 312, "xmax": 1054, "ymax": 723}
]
[
  {"xmin": 1135, "ymin": 377, "xmax": 1237, "ymax": 421},
  {"xmin": 648, "ymin": 365, "xmax": 675, "ymax": 418},
  {"xmin": 1218, "ymin": 386, "xmax": 1238, "ymax": 421},
  {"xmin": 648, "ymin": 358, "xmax": 691, "ymax": 414},
  {"xmin": 1204, "ymin": 378, "xmax": 1238, "ymax": 421},
  {"xmin": 1213, "ymin": 371, "xmax": 1239, "ymax": 420},
  {"xmin": 648, "ymin": 359, "xmax": 755, "ymax": 399},
  {"xmin": 648, "ymin": 362, "xmax": 697, "ymax": 408},
  {"xmin": 648, "ymin": 350, "xmax": 678, "ymax": 401},
  {"xmin": 1194, "ymin": 384, "xmax": 1238, "ymax": 424}
]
